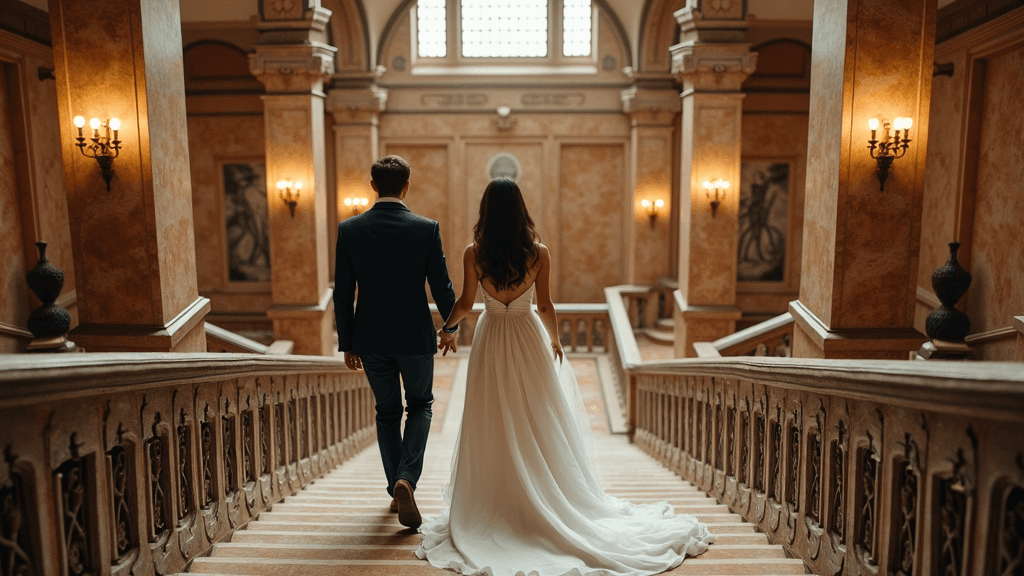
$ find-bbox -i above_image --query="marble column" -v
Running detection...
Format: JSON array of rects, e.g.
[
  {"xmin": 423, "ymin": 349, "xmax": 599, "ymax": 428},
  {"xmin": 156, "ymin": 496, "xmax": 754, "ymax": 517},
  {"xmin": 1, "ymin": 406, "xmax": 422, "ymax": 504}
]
[
  {"xmin": 622, "ymin": 84, "xmax": 678, "ymax": 286},
  {"xmin": 789, "ymin": 0, "xmax": 935, "ymax": 359},
  {"xmin": 326, "ymin": 75, "xmax": 388, "ymax": 229},
  {"xmin": 670, "ymin": 1, "xmax": 756, "ymax": 357},
  {"xmin": 48, "ymin": 0, "xmax": 208, "ymax": 352},
  {"xmin": 250, "ymin": 4, "xmax": 337, "ymax": 356}
]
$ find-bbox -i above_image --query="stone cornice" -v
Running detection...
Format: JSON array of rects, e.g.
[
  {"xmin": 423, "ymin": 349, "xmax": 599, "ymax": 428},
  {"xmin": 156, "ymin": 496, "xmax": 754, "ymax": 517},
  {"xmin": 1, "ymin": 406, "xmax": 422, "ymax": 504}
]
[
  {"xmin": 671, "ymin": 42, "xmax": 757, "ymax": 92},
  {"xmin": 325, "ymin": 85, "xmax": 389, "ymax": 124},
  {"xmin": 675, "ymin": 0, "xmax": 750, "ymax": 44},
  {"xmin": 621, "ymin": 86, "xmax": 680, "ymax": 124}
]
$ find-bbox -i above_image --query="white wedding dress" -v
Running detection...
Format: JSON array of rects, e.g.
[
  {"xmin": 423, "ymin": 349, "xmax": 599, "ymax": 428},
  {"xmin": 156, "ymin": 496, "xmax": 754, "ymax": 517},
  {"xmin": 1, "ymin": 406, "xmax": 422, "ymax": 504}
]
[{"xmin": 416, "ymin": 283, "xmax": 715, "ymax": 576}]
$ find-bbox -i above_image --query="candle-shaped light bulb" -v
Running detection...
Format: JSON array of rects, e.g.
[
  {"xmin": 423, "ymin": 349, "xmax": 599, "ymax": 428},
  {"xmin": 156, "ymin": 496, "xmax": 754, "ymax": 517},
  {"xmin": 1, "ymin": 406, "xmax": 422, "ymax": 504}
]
[
  {"xmin": 721, "ymin": 180, "xmax": 730, "ymax": 190},
  {"xmin": 702, "ymin": 181, "xmax": 713, "ymax": 190},
  {"xmin": 868, "ymin": 118, "xmax": 879, "ymax": 131},
  {"xmin": 895, "ymin": 117, "xmax": 906, "ymax": 131},
  {"xmin": 344, "ymin": 198, "xmax": 353, "ymax": 206},
  {"xmin": 641, "ymin": 199, "xmax": 651, "ymax": 208},
  {"xmin": 360, "ymin": 198, "xmax": 368, "ymax": 206},
  {"xmin": 89, "ymin": 117, "xmax": 100, "ymax": 138},
  {"xmin": 903, "ymin": 118, "xmax": 912, "ymax": 130},
  {"xmin": 654, "ymin": 199, "xmax": 665, "ymax": 208},
  {"xmin": 73, "ymin": 115, "xmax": 85, "ymax": 128},
  {"xmin": 294, "ymin": 181, "xmax": 303, "ymax": 190},
  {"xmin": 109, "ymin": 117, "xmax": 120, "ymax": 133},
  {"xmin": 276, "ymin": 180, "xmax": 287, "ymax": 190}
]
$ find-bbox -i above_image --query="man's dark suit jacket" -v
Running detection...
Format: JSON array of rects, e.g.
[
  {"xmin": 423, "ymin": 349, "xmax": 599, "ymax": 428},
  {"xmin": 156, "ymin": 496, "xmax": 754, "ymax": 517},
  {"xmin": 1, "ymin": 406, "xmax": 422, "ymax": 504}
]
[{"xmin": 334, "ymin": 201, "xmax": 457, "ymax": 355}]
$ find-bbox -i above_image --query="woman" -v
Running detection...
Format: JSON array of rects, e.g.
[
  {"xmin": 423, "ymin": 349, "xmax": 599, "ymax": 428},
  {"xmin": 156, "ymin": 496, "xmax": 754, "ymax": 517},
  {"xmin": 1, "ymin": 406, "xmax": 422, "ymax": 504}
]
[{"xmin": 418, "ymin": 178, "xmax": 714, "ymax": 576}]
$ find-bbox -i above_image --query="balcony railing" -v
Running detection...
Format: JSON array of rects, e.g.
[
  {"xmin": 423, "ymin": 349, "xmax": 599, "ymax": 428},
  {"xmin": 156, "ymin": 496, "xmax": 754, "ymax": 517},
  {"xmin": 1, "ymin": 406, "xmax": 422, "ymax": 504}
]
[
  {"xmin": 0, "ymin": 353, "xmax": 374, "ymax": 576},
  {"xmin": 430, "ymin": 302, "xmax": 610, "ymax": 354},
  {"xmin": 605, "ymin": 285, "xmax": 1024, "ymax": 576}
]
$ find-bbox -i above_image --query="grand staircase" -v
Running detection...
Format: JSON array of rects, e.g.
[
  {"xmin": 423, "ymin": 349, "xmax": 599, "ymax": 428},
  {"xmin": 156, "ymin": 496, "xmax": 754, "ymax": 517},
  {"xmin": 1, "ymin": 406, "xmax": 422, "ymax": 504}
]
[{"xmin": 182, "ymin": 357, "xmax": 812, "ymax": 576}]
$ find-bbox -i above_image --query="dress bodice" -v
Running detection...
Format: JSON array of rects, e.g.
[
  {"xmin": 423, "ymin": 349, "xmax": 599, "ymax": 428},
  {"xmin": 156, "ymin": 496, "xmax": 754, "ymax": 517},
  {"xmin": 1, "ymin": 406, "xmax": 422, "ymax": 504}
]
[{"xmin": 481, "ymin": 283, "xmax": 535, "ymax": 313}]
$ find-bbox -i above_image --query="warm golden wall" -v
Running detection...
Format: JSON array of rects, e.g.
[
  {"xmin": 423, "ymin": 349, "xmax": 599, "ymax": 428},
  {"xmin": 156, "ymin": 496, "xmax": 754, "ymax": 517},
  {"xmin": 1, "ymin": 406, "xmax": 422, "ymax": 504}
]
[
  {"xmin": 378, "ymin": 114, "xmax": 632, "ymax": 303},
  {"xmin": 0, "ymin": 29, "xmax": 76, "ymax": 353},
  {"xmin": 917, "ymin": 7, "xmax": 1024, "ymax": 360}
]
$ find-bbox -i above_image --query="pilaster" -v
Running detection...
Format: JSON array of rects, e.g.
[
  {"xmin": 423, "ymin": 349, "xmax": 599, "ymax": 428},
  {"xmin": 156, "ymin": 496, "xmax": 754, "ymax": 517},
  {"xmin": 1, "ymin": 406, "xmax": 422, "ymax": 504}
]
[
  {"xmin": 250, "ymin": 3, "xmax": 337, "ymax": 356},
  {"xmin": 326, "ymin": 73, "xmax": 388, "ymax": 227},
  {"xmin": 49, "ymin": 0, "xmax": 208, "ymax": 352},
  {"xmin": 790, "ymin": 0, "xmax": 935, "ymax": 359},
  {"xmin": 622, "ymin": 83, "xmax": 678, "ymax": 285},
  {"xmin": 670, "ymin": 1, "xmax": 756, "ymax": 357}
]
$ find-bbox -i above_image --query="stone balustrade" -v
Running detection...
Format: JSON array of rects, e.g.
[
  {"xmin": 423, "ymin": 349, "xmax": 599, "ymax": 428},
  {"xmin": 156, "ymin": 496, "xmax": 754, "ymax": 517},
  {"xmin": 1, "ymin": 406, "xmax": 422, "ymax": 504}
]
[
  {"xmin": 0, "ymin": 353, "xmax": 375, "ymax": 576},
  {"xmin": 605, "ymin": 283, "xmax": 1024, "ymax": 575},
  {"xmin": 430, "ymin": 303, "xmax": 610, "ymax": 353}
]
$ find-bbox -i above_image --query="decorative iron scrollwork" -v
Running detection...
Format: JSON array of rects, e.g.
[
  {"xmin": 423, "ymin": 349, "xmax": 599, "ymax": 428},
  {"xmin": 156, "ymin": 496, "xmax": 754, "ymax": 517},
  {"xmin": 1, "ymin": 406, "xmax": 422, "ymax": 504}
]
[
  {"xmin": 715, "ymin": 402, "xmax": 724, "ymax": 470},
  {"xmin": 57, "ymin": 456, "xmax": 91, "ymax": 576},
  {"xmin": 259, "ymin": 406, "xmax": 270, "ymax": 475},
  {"xmin": 787, "ymin": 423, "xmax": 800, "ymax": 508},
  {"xmin": 176, "ymin": 414, "xmax": 192, "ymax": 520},
  {"xmin": 937, "ymin": 475, "xmax": 967, "ymax": 576},
  {"xmin": 704, "ymin": 401, "xmax": 712, "ymax": 465},
  {"xmin": 288, "ymin": 400, "xmax": 298, "ymax": 464},
  {"xmin": 808, "ymin": 431, "xmax": 821, "ymax": 523},
  {"xmin": 858, "ymin": 445, "xmax": 878, "ymax": 562},
  {"xmin": 300, "ymin": 398, "xmax": 309, "ymax": 460},
  {"xmin": 995, "ymin": 487, "xmax": 1023, "ymax": 576},
  {"xmin": 320, "ymin": 396, "xmax": 328, "ymax": 452},
  {"xmin": 727, "ymin": 406, "xmax": 735, "ymax": 477},
  {"xmin": 275, "ymin": 404, "xmax": 285, "ymax": 467},
  {"xmin": 770, "ymin": 419, "xmax": 782, "ymax": 502},
  {"xmin": 695, "ymin": 399, "xmax": 704, "ymax": 463},
  {"xmin": 893, "ymin": 459, "xmax": 918, "ymax": 576},
  {"xmin": 241, "ymin": 411, "xmax": 254, "ymax": 484},
  {"xmin": 147, "ymin": 436, "xmax": 167, "ymax": 536},
  {"xmin": 107, "ymin": 445, "xmax": 134, "ymax": 560},
  {"xmin": 740, "ymin": 411, "xmax": 749, "ymax": 485},
  {"xmin": 222, "ymin": 416, "xmax": 236, "ymax": 495},
  {"xmin": 755, "ymin": 414, "xmax": 766, "ymax": 493},
  {"xmin": 830, "ymin": 422, "xmax": 847, "ymax": 538},
  {"xmin": 1, "ymin": 449, "xmax": 34, "ymax": 576},
  {"xmin": 200, "ymin": 422, "xmax": 214, "ymax": 507}
]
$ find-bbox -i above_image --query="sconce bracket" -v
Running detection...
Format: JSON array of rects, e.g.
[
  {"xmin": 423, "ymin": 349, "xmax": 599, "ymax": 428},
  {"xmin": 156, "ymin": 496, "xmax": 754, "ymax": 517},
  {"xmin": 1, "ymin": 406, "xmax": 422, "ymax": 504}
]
[
  {"xmin": 95, "ymin": 155, "xmax": 114, "ymax": 191},
  {"xmin": 875, "ymin": 155, "xmax": 894, "ymax": 192}
]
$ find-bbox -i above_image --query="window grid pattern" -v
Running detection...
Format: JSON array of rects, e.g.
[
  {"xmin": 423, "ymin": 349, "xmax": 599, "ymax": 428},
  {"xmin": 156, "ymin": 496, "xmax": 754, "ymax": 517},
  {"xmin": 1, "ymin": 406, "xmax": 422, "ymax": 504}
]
[
  {"xmin": 562, "ymin": 0, "xmax": 591, "ymax": 57},
  {"xmin": 418, "ymin": 0, "xmax": 447, "ymax": 57},
  {"xmin": 461, "ymin": 0, "xmax": 548, "ymax": 58}
]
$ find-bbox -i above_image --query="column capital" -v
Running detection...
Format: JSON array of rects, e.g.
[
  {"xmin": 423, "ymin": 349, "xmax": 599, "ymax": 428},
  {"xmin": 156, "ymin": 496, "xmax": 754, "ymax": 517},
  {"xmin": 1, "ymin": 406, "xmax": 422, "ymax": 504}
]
[
  {"xmin": 674, "ymin": 0, "xmax": 749, "ymax": 43},
  {"xmin": 249, "ymin": 43, "xmax": 336, "ymax": 94},
  {"xmin": 671, "ymin": 42, "xmax": 757, "ymax": 93},
  {"xmin": 621, "ymin": 85, "xmax": 679, "ymax": 126},
  {"xmin": 325, "ymin": 83, "xmax": 389, "ymax": 125}
]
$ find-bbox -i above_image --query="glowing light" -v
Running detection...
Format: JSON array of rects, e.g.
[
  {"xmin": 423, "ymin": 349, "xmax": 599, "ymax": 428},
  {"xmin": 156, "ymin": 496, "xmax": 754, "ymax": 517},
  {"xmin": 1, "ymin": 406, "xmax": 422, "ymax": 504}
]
[
  {"xmin": 73, "ymin": 115, "xmax": 85, "ymax": 128},
  {"xmin": 108, "ymin": 118, "xmax": 121, "ymax": 131},
  {"xmin": 868, "ymin": 118, "xmax": 879, "ymax": 131}
]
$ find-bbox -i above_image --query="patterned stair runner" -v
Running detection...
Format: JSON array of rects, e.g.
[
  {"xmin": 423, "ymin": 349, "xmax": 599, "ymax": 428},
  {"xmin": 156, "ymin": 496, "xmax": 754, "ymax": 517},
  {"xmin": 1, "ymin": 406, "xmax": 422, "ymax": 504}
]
[{"xmin": 182, "ymin": 356, "xmax": 813, "ymax": 576}]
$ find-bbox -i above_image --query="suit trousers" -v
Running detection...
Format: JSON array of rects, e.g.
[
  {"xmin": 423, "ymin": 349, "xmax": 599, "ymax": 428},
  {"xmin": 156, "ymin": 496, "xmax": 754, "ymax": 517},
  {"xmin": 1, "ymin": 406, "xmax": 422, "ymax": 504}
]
[{"xmin": 360, "ymin": 353, "xmax": 434, "ymax": 495}]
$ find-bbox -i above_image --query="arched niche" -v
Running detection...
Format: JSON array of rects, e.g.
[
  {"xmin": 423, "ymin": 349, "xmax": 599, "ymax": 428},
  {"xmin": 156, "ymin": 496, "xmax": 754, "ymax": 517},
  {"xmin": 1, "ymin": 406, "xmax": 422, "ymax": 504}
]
[
  {"xmin": 322, "ymin": 0, "xmax": 372, "ymax": 72},
  {"xmin": 375, "ymin": 0, "xmax": 633, "ymax": 75},
  {"xmin": 182, "ymin": 40, "xmax": 263, "ymax": 93},
  {"xmin": 637, "ymin": 0, "xmax": 687, "ymax": 73}
]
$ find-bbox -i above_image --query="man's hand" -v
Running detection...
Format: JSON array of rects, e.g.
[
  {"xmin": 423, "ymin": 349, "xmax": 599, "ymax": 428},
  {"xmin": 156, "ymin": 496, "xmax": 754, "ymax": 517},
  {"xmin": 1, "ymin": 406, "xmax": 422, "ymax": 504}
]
[
  {"xmin": 343, "ymin": 351, "xmax": 362, "ymax": 371},
  {"xmin": 438, "ymin": 329, "xmax": 458, "ymax": 356}
]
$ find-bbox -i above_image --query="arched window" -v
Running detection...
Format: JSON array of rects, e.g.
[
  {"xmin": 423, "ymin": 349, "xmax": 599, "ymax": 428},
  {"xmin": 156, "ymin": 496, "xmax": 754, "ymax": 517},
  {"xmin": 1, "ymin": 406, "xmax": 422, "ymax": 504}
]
[{"xmin": 415, "ymin": 0, "xmax": 593, "ymax": 61}]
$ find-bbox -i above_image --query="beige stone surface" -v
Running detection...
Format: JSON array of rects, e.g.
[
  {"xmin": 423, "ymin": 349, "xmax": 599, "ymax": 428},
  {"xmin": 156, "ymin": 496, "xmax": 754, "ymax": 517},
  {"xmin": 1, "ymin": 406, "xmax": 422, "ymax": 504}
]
[
  {"xmin": 0, "ymin": 67, "xmax": 27, "ymax": 343},
  {"xmin": 559, "ymin": 144, "xmax": 627, "ymax": 303},
  {"xmin": 630, "ymin": 124, "xmax": 675, "ymax": 284},
  {"xmin": 794, "ymin": 0, "xmax": 935, "ymax": 357},
  {"xmin": 967, "ymin": 44, "xmax": 1024, "ymax": 337},
  {"xmin": 50, "ymin": 0, "xmax": 204, "ymax": 351}
]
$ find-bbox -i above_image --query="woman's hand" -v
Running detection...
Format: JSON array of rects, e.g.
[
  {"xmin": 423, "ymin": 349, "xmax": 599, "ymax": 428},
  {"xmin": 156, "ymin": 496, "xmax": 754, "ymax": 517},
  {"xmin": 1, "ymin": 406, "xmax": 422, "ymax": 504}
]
[
  {"xmin": 552, "ymin": 342, "xmax": 564, "ymax": 363},
  {"xmin": 438, "ymin": 329, "xmax": 458, "ymax": 356}
]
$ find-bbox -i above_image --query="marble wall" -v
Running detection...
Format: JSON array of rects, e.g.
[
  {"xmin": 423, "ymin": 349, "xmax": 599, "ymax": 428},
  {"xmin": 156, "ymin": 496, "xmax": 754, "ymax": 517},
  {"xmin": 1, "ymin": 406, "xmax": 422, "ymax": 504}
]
[
  {"xmin": 918, "ymin": 7, "xmax": 1024, "ymax": 360},
  {"xmin": 380, "ymin": 114, "xmax": 631, "ymax": 303},
  {"xmin": 0, "ymin": 30, "xmax": 76, "ymax": 353}
]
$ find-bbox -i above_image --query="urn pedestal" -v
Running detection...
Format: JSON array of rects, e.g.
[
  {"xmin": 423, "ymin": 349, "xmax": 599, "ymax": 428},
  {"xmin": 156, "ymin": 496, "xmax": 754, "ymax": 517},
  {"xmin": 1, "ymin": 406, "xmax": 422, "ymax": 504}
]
[{"xmin": 24, "ymin": 241, "xmax": 77, "ymax": 352}]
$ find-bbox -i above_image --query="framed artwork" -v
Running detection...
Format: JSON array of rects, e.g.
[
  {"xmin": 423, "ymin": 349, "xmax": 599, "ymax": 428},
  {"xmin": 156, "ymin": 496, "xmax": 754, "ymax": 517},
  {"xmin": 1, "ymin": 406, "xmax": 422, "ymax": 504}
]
[
  {"xmin": 221, "ymin": 161, "xmax": 270, "ymax": 283},
  {"xmin": 737, "ymin": 161, "xmax": 790, "ymax": 282}
]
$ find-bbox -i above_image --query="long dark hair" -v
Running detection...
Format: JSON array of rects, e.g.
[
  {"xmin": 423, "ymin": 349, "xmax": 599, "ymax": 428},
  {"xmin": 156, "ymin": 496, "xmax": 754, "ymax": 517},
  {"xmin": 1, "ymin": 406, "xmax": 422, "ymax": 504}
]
[{"xmin": 474, "ymin": 178, "xmax": 540, "ymax": 291}]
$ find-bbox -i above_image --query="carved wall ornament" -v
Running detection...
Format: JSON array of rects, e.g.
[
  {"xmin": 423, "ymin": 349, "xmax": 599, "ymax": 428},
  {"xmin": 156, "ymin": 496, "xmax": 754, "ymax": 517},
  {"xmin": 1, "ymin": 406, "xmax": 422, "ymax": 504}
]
[
  {"xmin": 200, "ymin": 421, "xmax": 214, "ymax": 507},
  {"xmin": 259, "ymin": 405, "xmax": 270, "ymax": 475},
  {"xmin": 995, "ymin": 486, "xmax": 1024, "ymax": 576},
  {"xmin": 56, "ymin": 455, "xmax": 91, "ymax": 576},
  {"xmin": 487, "ymin": 154, "xmax": 522, "ymax": 182},
  {"xmin": 107, "ymin": 445, "xmax": 134, "ymax": 562},
  {"xmin": 857, "ymin": 432, "xmax": 879, "ymax": 565},
  {"xmin": 520, "ymin": 93, "xmax": 586, "ymax": 107},
  {"xmin": 148, "ymin": 434, "xmax": 167, "ymax": 537},
  {"xmin": 892, "ymin": 436, "xmax": 921, "ymax": 576},
  {"xmin": 420, "ymin": 93, "xmax": 489, "ymax": 109}
]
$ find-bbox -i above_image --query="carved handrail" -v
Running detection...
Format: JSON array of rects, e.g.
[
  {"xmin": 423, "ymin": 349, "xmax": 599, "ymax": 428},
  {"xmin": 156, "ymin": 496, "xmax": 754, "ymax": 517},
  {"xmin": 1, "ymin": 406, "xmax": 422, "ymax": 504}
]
[
  {"xmin": 697, "ymin": 312, "xmax": 794, "ymax": 358},
  {"xmin": 205, "ymin": 323, "xmax": 294, "ymax": 355},
  {"xmin": 0, "ymin": 353, "xmax": 375, "ymax": 576}
]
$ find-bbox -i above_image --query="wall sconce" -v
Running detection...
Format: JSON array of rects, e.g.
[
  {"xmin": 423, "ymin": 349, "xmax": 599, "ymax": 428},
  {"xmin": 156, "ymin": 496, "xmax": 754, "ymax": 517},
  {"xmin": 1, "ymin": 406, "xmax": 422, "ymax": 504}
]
[
  {"xmin": 73, "ymin": 115, "xmax": 121, "ymax": 191},
  {"xmin": 639, "ymin": 198, "xmax": 665, "ymax": 229},
  {"xmin": 702, "ymin": 179, "xmax": 729, "ymax": 217},
  {"xmin": 343, "ymin": 197, "xmax": 369, "ymax": 215},
  {"xmin": 867, "ymin": 117, "xmax": 912, "ymax": 191},
  {"xmin": 277, "ymin": 180, "xmax": 302, "ymax": 217},
  {"xmin": 492, "ymin": 105, "xmax": 516, "ymax": 132}
]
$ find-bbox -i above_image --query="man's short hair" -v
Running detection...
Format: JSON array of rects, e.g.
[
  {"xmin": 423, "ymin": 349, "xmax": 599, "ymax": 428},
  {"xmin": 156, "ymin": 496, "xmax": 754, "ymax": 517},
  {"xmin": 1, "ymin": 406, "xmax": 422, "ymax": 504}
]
[{"xmin": 371, "ymin": 156, "xmax": 411, "ymax": 197}]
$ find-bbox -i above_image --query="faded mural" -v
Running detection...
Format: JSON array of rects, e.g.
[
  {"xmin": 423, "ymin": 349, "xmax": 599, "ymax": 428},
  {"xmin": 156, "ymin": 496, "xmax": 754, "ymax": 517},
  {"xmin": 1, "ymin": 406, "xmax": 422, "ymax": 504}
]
[
  {"xmin": 222, "ymin": 162, "xmax": 270, "ymax": 282},
  {"xmin": 737, "ymin": 161, "xmax": 789, "ymax": 282}
]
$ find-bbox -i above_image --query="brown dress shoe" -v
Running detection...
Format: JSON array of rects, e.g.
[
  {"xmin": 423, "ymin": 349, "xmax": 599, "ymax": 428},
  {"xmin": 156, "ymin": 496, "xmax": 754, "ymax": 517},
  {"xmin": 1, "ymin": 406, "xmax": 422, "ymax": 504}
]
[
  {"xmin": 390, "ymin": 497, "xmax": 399, "ymax": 513},
  {"xmin": 393, "ymin": 479, "xmax": 421, "ymax": 528}
]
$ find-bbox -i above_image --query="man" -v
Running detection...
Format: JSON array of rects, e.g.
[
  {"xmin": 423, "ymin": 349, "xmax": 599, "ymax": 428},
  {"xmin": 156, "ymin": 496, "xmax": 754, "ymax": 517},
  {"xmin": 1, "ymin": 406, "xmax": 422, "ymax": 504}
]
[{"xmin": 334, "ymin": 155, "xmax": 457, "ymax": 528}]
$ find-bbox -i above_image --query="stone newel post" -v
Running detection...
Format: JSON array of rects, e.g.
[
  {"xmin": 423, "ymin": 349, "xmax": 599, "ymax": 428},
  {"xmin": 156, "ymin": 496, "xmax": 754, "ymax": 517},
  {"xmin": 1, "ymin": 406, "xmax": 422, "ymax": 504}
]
[
  {"xmin": 250, "ymin": 2, "xmax": 337, "ymax": 356},
  {"xmin": 670, "ymin": 0, "xmax": 757, "ymax": 357}
]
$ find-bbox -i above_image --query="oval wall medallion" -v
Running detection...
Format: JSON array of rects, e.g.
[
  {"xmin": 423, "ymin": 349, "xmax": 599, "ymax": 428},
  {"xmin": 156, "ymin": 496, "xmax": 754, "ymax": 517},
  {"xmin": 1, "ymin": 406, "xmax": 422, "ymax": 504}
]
[{"xmin": 486, "ymin": 153, "xmax": 521, "ymax": 182}]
